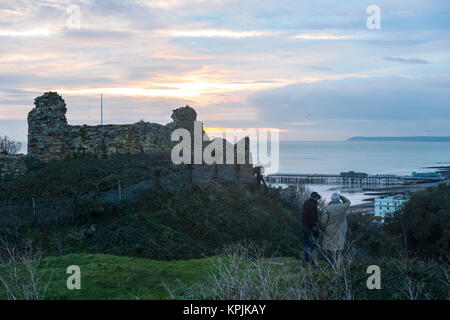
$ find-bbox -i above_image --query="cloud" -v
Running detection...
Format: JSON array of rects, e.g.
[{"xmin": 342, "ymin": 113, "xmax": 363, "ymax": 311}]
[
  {"xmin": 286, "ymin": 122, "xmax": 317, "ymax": 126},
  {"xmin": 383, "ymin": 57, "xmax": 430, "ymax": 64},
  {"xmin": 0, "ymin": 28, "xmax": 52, "ymax": 37},
  {"xmin": 308, "ymin": 66, "xmax": 333, "ymax": 71},
  {"xmin": 164, "ymin": 29, "xmax": 280, "ymax": 38},
  {"xmin": 249, "ymin": 76, "xmax": 450, "ymax": 123},
  {"xmin": 62, "ymin": 28, "xmax": 133, "ymax": 40},
  {"xmin": 292, "ymin": 33, "xmax": 354, "ymax": 40},
  {"xmin": 163, "ymin": 29, "xmax": 357, "ymax": 40},
  {"xmin": 0, "ymin": 0, "xmax": 449, "ymax": 141}
]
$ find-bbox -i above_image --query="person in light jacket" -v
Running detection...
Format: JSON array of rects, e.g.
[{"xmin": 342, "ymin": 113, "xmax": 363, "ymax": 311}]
[{"xmin": 320, "ymin": 193, "xmax": 351, "ymax": 266}]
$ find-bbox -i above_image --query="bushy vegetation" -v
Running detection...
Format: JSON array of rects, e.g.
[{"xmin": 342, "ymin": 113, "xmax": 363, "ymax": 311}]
[
  {"xmin": 0, "ymin": 153, "xmax": 173, "ymax": 202},
  {"xmin": 345, "ymin": 184, "xmax": 450, "ymax": 262},
  {"xmin": 347, "ymin": 221, "xmax": 404, "ymax": 258},
  {"xmin": 384, "ymin": 184, "xmax": 450, "ymax": 260},
  {"xmin": 0, "ymin": 240, "xmax": 51, "ymax": 300},
  {"xmin": 1, "ymin": 154, "xmax": 448, "ymax": 300},
  {"xmin": 170, "ymin": 244, "xmax": 449, "ymax": 300},
  {"xmin": 0, "ymin": 154, "xmax": 302, "ymax": 261}
]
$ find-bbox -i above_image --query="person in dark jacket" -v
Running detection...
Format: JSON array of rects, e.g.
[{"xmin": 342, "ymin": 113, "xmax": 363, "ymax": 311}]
[{"xmin": 302, "ymin": 191, "xmax": 321, "ymax": 267}]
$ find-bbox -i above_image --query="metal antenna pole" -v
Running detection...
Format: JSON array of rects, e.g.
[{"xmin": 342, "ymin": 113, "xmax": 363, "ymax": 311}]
[{"xmin": 101, "ymin": 93, "xmax": 103, "ymax": 125}]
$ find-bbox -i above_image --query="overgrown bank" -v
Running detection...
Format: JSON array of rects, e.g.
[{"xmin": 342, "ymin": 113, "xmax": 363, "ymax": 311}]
[
  {"xmin": 0, "ymin": 154, "xmax": 449, "ymax": 300},
  {"xmin": 0, "ymin": 154, "xmax": 302, "ymax": 260}
]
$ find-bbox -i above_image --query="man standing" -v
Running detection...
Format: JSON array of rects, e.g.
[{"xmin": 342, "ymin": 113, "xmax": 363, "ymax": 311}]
[
  {"xmin": 320, "ymin": 193, "xmax": 351, "ymax": 267},
  {"xmin": 302, "ymin": 191, "xmax": 321, "ymax": 267}
]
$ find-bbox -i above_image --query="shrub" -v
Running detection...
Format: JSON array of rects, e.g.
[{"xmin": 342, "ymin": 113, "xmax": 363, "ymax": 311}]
[
  {"xmin": 0, "ymin": 239, "xmax": 53, "ymax": 300},
  {"xmin": 384, "ymin": 184, "xmax": 450, "ymax": 259},
  {"xmin": 169, "ymin": 244, "xmax": 449, "ymax": 300},
  {"xmin": 0, "ymin": 154, "xmax": 303, "ymax": 261}
]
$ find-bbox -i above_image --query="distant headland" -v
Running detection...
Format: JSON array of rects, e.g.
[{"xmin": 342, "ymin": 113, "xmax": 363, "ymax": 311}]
[{"xmin": 347, "ymin": 136, "xmax": 450, "ymax": 142}]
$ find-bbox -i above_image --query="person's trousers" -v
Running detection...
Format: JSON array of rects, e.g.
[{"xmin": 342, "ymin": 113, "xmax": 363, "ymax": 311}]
[{"xmin": 302, "ymin": 226, "xmax": 318, "ymax": 266}]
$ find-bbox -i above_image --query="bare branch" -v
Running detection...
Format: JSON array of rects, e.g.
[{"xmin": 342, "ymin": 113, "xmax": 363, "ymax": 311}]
[{"xmin": 0, "ymin": 136, "xmax": 22, "ymax": 155}]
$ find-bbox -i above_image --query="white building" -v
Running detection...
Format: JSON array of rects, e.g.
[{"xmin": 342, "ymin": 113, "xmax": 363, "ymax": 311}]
[{"xmin": 374, "ymin": 194, "xmax": 410, "ymax": 218}]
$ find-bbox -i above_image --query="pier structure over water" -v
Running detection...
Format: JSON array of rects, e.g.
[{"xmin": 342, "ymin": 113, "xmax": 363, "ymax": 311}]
[{"xmin": 266, "ymin": 172, "xmax": 444, "ymax": 186}]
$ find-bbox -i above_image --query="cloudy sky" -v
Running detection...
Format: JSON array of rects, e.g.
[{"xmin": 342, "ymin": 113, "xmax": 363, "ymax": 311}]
[{"xmin": 1, "ymin": 0, "xmax": 449, "ymax": 145}]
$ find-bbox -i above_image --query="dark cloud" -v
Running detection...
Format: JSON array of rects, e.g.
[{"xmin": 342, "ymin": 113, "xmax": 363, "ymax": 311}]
[
  {"xmin": 383, "ymin": 57, "xmax": 430, "ymax": 64},
  {"xmin": 250, "ymin": 76, "xmax": 450, "ymax": 123}
]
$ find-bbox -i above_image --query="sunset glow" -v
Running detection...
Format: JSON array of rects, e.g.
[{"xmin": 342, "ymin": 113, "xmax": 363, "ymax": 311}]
[{"xmin": 0, "ymin": 0, "xmax": 449, "ymax": 144}]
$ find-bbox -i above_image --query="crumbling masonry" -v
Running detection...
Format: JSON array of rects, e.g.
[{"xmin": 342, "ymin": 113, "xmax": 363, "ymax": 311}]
[{"xmin": 1, "ymin": 92, "xmax": 254, "ymax": 184}]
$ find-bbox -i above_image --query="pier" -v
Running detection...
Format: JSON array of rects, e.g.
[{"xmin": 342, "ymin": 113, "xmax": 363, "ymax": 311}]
[{"xmin": 266, "ymin": 172, "xmax": 444, "ymax": 186}]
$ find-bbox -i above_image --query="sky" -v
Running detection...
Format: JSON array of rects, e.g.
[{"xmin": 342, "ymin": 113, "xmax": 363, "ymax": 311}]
[{"xmin": 0, "ymin": 0, "xmax": 449, "ymax": 147}]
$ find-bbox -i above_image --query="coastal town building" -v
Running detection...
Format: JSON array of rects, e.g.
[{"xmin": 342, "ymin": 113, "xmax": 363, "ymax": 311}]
[{"xmin": 374, "ymin": 194, "xmax": 410, "ymax": 218}]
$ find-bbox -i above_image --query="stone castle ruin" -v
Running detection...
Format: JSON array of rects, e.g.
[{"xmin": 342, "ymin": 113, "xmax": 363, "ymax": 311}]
[
  {"xmin": 28, "ymin": 92, "xmax": 195, "ymax": 162},
  {"xmin": 1, "ymin": 92, "xmax": 254, "ymax": 184}
]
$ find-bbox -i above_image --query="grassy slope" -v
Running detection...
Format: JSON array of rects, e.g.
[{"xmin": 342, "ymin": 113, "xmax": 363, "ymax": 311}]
[
  {"xmin": 34, "ymin": 253, "xmax": 217, "ymax": 300},
  {"xmin": 2, "ymin": 156, "xmax": 446, "ymax": 299},
  {"xmin": 2, "ymin": 252, "xmax": 448, "ymax": 300},
  {"xmin": 1, "ymin": 253, "xmax": 306, "ymax": 300},
  {"xmin": 0, "ymin": 154, "xmax": 302, "ymax": 261}
]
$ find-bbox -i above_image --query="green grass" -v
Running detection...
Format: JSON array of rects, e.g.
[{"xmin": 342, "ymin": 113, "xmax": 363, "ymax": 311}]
[
  {"xmin": 2, "ymin": 252, "xmax": 448, "ymax": 300},
  {"xmin": 0, "ymin": 252, "xmax": 304, "ymax": 300},
  {"xmin": 8, "ymin": 253, "xmax": 217, "ymax": 300}
]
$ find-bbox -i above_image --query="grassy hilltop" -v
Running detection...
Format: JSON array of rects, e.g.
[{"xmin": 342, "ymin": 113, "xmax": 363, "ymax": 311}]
[
  {"xmin": 0, "ymin": 153, "xmax": 302, "ymax": 260},
  {"xmin": 0, "ymin": 154, "xmax": 449, "ymax": 300}
]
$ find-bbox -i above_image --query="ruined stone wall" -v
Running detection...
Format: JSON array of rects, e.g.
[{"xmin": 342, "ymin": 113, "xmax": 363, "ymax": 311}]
[
  {"xmin": 0, "ymin": 155, "xmax": 27, "ymax": 177},
  {"xmin": 27, "ymin": 92, "xmax": 196, "ymax": 162},
  {"xmin": 25, "ymin": 92, "xmax": 255, "ymax": 185}
]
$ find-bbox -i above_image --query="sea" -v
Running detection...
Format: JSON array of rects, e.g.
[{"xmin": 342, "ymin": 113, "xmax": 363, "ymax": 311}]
[{"xmin": 262, "ymin": 141, "xmax": 450, "ymax": 205}]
